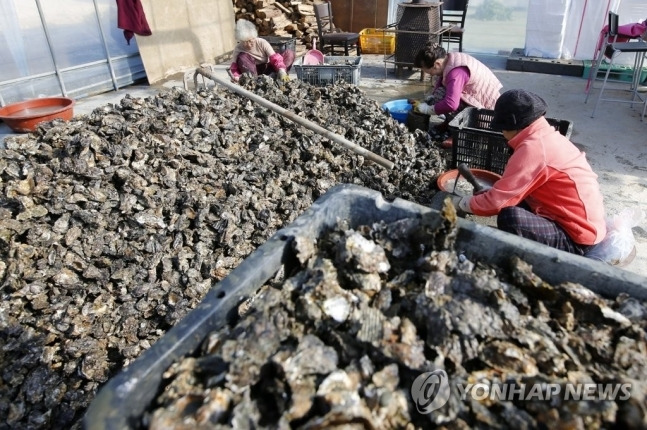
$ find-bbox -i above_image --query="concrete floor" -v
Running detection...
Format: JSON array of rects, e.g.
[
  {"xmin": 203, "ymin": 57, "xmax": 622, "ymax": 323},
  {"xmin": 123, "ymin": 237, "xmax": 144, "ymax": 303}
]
[{"xmin": 1, "ymin": 53, "xmax": 645, "ymax": 279}]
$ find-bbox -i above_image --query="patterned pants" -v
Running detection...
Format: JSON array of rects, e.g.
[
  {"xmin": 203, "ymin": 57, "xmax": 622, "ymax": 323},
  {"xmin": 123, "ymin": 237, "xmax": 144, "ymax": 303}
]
[
  {"xmin": 497, "ymin": 205, "xmax": 592, "ymax": 255},
  {"xmin": 236, "ymin": 50, "xmax": 295, "ymax": 77}
]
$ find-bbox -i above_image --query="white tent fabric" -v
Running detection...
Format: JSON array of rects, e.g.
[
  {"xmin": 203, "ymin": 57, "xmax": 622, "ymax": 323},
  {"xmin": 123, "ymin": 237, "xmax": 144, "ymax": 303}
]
[
  {"xmin": 526, "ymin": 0, "xmax": 647, "ymax": 63},
  {"xmin": 561, "ymin": 0, "xmax": 618, "ymax": 61},
  {"xmin": 525, "ymin": 0, "xmax": 571, "ymax": 59},
  {"xmin": 0, "ymin": 1, "xmax": 29, "ymax": 76}
]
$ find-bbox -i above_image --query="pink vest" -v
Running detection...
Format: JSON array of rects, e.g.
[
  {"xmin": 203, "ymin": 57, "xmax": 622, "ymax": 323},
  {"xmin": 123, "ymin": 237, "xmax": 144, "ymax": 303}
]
[{"xmin": 442, "ymin": 53, "xmax": 502, "ymax": 109}]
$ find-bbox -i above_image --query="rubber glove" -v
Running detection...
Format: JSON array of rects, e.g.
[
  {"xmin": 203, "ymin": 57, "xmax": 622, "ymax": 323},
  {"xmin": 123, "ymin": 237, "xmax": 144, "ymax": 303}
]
[
  {"xmin": 278, "ymin": 69, "xmax": 290, "ymax": 82},
  {"xmin": 412, "ymin": 100, "xmax": 434, "ymax": 115},
  {"xmin": 227, "ymin": 69, "xmax": 239, "ymax": 83},
  {"xmin": 451, "ymin": 195, "xmax": 473, "ymax": 214}
]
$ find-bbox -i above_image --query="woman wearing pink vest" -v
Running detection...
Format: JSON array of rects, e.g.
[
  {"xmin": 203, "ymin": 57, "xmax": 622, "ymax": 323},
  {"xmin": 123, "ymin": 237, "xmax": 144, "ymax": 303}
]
[{"xmin": 412, "ymin": 42, "xmax": 502, "ymax": 146}]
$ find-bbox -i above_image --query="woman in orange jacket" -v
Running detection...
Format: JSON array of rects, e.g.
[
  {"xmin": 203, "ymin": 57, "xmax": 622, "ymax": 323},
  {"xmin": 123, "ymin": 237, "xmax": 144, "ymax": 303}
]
[{"xmin": 453, "ymin": 89, "xmax": 607, "ymax": 255}]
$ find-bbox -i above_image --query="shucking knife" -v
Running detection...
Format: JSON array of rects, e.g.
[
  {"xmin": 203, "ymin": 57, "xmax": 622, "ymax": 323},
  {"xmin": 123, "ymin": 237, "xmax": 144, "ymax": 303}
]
[{"xmin": 457, "ymin": 163, "xmax": 484, "ymax": 194}]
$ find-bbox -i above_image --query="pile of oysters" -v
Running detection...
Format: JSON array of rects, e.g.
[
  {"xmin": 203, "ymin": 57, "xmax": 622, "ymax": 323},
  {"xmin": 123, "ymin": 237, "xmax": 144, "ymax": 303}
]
[
  {"xmin": 145, "ymin": 205, "xmax": 646, "ymax": 428},
  {"xmin": 0, "ymin": 76, "xmax": 446, "ymax": 429}
]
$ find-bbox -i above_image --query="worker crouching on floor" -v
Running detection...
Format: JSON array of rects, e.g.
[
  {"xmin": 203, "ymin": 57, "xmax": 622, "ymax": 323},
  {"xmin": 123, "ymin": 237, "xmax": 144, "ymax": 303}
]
[
  {"xmin": 411, "ymin": 42, "xmax": 502, "ymax": 147},
  {"xmin": 452, "ymin": 89, "xmax": 607, "ymax": 256},
  {"xmin": 229, "ymin": 19, "xmax": 294, "ymax": 83}
]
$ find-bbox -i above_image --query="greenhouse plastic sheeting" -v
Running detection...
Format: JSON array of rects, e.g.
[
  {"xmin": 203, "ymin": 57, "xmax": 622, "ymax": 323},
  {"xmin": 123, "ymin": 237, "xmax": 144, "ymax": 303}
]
[{"xmin": 0, "ymin": 0, "xmax": 145, "ymax": 106}]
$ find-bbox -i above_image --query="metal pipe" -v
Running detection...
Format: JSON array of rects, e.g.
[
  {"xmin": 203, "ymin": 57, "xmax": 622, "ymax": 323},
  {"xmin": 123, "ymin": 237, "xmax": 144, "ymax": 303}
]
[
  {"xmin": 0, "ymin": 53, "xmax": 142, "ymax": 88},
  {"xmin": 93, "ymin": 0, "xmax": 119, "ymax": 91},
  {"xmin": 0, "ymin": 71, "xmax": 58, "ymax": 87},
  {"xmin": 193, "ymin": 67, "xmax": 395, "ymax": 170},
  {"xmin": 35, "ymin": 0, "xmax": 67, "ymax": 96}
]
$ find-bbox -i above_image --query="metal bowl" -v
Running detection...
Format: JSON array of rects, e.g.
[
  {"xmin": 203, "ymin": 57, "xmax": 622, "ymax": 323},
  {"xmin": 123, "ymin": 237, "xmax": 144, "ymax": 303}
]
[{"xmin": 0, "ymin": 97, "xmax": 75, "ymax": 133}]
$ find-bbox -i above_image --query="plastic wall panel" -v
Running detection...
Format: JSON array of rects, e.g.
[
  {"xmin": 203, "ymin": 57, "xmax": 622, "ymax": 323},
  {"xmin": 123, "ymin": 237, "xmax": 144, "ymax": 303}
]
[
  {"xmin": 0, "ymin": 1, "xmax": 53, "ymax": 80},
  {"xmin": 525, "ymin": 0, "xmax": 570, "ymax": 58},
  {"xmin": 39, "ymin": 0, "xmax": 105, "ymax": 68},
  {"xmin": 0, "ymin": 0, "xmax": 144, "ymax": 106},
  {"xmin": 0, "ymin": 75, "xmax": 61, "ymax": 103}
]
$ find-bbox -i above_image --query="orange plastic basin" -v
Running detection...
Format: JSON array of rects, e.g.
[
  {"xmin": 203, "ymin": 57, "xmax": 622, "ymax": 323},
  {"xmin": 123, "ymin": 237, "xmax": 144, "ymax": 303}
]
[
  {"xmin": 437, "ymin": 168, "xmax": 502, "ymax": 196},
  {"xmin": 0, "ymin": 97, "xmax": 75, "ymax": 133}
]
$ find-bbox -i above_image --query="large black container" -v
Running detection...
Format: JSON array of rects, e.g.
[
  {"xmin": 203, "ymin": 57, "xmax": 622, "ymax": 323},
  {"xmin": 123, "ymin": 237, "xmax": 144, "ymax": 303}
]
[
  {"xmin": 260, "ymin": 36, "xmax": 297, "ymax": 54},
  {"xmin": 448, "ymin": 107, "xmax": 574, "ymax": 175},
  {"xmin": 84, "ymin": 184, "xmax": 647, "ymax": 429}
]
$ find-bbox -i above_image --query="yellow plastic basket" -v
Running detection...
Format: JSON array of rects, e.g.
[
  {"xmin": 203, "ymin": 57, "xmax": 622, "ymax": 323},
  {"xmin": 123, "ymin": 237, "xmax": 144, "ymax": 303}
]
[{"xmin": 359, "ymin": 28, "xmax": 395, "ymax": 55}]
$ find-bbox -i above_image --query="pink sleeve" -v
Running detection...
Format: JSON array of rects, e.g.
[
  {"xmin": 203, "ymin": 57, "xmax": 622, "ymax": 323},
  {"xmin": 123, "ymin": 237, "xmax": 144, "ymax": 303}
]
[
  {"xmin": 433, "ymin": 66, "xmax": 470, "ymax": 115},
  {"xmin": 230, "ymin": 44, "xmax": 242, "ymax": 78},
  {"xmin": 230, "ymin": 62, "xmax": 241, "ymax": 78},
  {"xmin": 268, "ymin": 53, "xmax": 287, "ymax": 72}
]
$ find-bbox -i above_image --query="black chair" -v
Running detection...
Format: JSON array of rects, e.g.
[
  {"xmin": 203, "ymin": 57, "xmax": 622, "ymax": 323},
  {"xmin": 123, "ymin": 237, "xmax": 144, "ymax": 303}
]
[
  {"xmin": 314, "ymin": 1, "xmax": 361, "ymax": 56},
  {"xmin": 585, "ymin": 12, "xmax": 647, "ymax": 118},
  {"xmin": 440, "ymin": 0, "xmax": 469, "ymax": 52}
]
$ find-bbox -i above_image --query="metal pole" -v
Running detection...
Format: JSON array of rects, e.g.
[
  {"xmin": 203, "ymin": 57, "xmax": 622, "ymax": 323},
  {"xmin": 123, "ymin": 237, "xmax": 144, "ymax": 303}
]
[
  {"xmin": 194, "ymin": 67, "xmax": 395, "ymax": 170},
  {"xmin": 35, "ymin": 0, "xmax": 67, "ymax": 96},
  {"xmin": 93, "ymin": 0, "xmax": 119, "ymax": 91}
]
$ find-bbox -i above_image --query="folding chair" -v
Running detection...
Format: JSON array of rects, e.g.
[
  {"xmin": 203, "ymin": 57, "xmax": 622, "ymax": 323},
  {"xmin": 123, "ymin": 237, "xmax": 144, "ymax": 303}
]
[
  {"xmin": 314, "ymin": 2, "xmax": 361, "ymax": 56},
  {"xmin": 585, "ymin": 12, "xmax": 647, "ymax": 119},
  {"xmin": 440, "ymin": 0, "xmax": 469, "ymax": 52}
]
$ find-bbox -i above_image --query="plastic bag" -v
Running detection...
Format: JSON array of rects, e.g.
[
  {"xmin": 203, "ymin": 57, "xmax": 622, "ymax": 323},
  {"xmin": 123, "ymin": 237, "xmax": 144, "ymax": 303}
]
[{"xmin": 585, "ymin": 207, "xmax": 645, "ymax": 266}]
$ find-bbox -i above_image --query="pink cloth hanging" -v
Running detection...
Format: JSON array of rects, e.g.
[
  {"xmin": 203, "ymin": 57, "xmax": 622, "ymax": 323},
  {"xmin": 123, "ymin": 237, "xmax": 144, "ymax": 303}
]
[{"xmin": 116, "ymin": 0, "xmax": 152, "ymax": 45}]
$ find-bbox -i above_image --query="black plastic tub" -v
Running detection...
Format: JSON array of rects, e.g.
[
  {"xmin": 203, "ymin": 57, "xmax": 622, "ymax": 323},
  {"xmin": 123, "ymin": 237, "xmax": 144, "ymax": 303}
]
[
  {"xmin": 448, "ymin": 107, "xmax": 574, "ymax": 175},
  {"xmin": 84, "ymin": 184, "xmax": 647, "ymax": 429},
  {"xmin": 260, "ymin": 36, "xmax": 297, "ymax": 54}
]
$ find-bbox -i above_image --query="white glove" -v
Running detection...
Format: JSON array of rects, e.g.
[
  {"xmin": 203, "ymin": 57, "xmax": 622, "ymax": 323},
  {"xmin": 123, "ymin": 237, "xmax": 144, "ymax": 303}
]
[
  {"xmin": 277, "ymin": 69, "xmax": 290, "ymax": 82},
  {"xmin": 451, "ymin": 196, "xmax": 473, "ymax": 214},
  {"xmin": 412, "ymin": 101, "xmax": 434, "ymax": 115},
  {"xmin": 458, "ymin": 196, "xmax": 472, "ymax": 213}
]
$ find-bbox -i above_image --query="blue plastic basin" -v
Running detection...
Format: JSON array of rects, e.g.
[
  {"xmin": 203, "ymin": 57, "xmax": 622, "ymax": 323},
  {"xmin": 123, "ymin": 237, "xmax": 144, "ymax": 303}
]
[{"xmin": 382, "ymin": 99, "xmax": 411, "ymax": 124}]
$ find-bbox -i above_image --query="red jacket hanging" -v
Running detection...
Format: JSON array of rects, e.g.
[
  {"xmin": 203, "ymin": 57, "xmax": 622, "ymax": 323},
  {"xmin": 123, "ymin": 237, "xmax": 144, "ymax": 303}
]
[{"xmin": 116, "ymin": 0, "xmax": 152, "ymax": 45}]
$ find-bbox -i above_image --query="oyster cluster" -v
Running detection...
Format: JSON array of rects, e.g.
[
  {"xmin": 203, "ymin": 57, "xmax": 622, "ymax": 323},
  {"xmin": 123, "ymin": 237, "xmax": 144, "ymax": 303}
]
[
  {"xmin": 0, "ymin": 76, "xmax": 445, "ymax": 428},
  {"xmin": 146, "ymin": 206, "xmax": 647, "ymax": 429}
]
